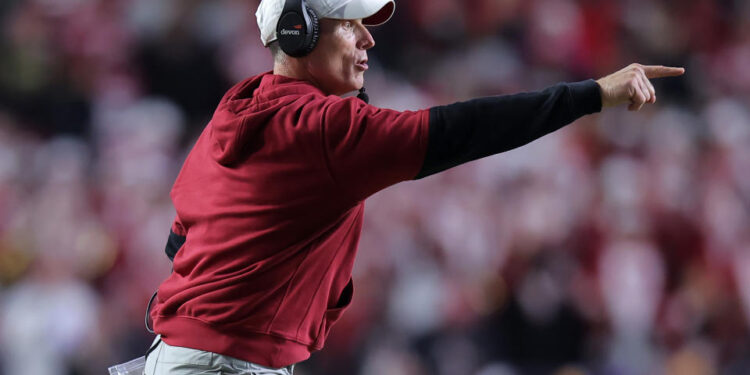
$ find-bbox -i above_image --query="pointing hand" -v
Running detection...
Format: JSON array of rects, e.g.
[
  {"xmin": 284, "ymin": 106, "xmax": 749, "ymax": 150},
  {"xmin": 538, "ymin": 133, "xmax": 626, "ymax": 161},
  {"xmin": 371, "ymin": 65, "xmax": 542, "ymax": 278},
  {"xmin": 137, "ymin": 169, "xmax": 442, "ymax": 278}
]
[{"xmin": 596, "ymin": 64, "xmax": 685, "ymax": 111}]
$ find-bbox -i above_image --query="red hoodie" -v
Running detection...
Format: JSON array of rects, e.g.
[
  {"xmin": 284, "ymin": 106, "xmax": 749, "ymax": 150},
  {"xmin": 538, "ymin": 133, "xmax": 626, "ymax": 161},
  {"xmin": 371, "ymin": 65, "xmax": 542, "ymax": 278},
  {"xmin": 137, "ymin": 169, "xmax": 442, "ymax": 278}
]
[{"xmin": 151, "ymin": 72, "xmax": 429, "ymax": 368}]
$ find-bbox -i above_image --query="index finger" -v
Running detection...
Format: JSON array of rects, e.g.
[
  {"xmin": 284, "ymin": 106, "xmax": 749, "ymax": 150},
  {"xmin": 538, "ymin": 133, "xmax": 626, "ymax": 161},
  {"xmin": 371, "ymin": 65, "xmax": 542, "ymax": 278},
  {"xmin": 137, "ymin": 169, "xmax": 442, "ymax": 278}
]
[{"xmin": 642, "ymin": 65, "xmax": 686, "ymax": 79}]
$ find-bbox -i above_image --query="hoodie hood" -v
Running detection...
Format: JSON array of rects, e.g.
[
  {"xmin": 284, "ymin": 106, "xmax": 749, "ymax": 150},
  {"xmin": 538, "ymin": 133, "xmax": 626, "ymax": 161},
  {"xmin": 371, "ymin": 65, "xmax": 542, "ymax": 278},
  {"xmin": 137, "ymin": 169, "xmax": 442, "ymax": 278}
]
[{"xmin": 209, "ymin": 72, "xmax": 326, "ymax": 165}]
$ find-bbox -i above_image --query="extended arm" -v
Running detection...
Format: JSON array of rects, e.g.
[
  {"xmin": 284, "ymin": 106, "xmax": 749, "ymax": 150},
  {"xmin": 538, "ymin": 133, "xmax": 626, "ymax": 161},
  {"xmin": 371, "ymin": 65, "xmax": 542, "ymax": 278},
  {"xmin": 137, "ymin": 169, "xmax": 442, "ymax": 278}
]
[
  {"xmin": 416, "ymin": 64, "xmax": 685, "ymax": 179},
  {"xmin": 416, "ymin": 80, "xmax": 600, "ymax": 178}
]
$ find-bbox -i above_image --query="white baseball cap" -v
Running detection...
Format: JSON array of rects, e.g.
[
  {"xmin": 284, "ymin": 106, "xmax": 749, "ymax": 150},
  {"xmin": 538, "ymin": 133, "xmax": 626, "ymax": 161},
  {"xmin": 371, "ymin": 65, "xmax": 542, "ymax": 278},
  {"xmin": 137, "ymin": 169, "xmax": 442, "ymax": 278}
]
[{"xmin": 256, "ymin": 0, "xmax": 396, "ymax": 46}]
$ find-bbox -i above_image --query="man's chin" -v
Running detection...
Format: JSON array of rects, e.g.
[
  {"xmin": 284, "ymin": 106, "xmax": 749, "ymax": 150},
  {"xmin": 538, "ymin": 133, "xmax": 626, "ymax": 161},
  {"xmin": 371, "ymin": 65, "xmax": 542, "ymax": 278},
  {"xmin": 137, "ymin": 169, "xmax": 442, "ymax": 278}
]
[{"xmin": 353, "ymin": 77, "xmax": 365, "ymax": 91}]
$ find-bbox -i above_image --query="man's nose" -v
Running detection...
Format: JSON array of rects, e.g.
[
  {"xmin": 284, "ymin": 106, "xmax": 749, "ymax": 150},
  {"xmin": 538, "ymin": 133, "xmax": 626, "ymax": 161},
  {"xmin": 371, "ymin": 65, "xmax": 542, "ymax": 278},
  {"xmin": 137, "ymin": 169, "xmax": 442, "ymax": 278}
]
[{"xmin": 356, "ymin": 24, "xmax": 375, "ymax": 50}]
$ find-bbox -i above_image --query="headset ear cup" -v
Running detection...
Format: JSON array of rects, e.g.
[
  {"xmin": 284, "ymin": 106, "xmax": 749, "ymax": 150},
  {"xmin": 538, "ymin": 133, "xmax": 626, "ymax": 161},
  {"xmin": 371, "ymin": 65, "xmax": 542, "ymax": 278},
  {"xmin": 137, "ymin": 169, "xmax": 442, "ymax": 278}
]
[
  {"xmin": 277, "ymin": 3, "xmax": 318, "ymax": 57},
  {"xmin": 304, "ymin": 5, "xmax": 319, "ymax": 55}
]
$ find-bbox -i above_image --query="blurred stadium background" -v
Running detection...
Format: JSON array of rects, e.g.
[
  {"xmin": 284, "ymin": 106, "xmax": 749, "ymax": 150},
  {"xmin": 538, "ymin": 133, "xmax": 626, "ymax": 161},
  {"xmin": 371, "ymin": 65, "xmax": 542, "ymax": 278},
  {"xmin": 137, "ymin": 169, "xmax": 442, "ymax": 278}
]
[{"xmin": 1, "ymin": 0, "xmax": 750, "ymax": 374}]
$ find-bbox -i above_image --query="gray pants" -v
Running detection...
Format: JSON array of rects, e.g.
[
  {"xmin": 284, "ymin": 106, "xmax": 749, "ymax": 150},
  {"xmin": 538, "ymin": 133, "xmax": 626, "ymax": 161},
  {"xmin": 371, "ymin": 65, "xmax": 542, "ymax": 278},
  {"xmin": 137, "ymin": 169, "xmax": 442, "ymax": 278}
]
[{"xmin": 145, "ymin": 337, "xmax": 294, "ymax": 375}]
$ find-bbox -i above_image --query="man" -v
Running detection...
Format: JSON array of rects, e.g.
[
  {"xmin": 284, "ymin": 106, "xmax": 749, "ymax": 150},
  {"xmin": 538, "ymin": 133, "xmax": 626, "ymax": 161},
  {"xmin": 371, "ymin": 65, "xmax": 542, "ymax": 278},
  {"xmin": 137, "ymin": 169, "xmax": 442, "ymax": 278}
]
[{"xmin": 143, "ymin": 0, "xmax": 684, "ymax": 373}]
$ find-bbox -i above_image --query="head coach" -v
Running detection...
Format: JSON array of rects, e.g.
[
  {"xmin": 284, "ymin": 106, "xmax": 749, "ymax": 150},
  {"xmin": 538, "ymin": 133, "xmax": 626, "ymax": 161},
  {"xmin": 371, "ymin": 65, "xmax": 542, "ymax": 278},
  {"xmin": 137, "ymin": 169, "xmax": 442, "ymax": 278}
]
[{"xmin": 142, "ymin": 0, "xmax": 684, "ymax": 373}]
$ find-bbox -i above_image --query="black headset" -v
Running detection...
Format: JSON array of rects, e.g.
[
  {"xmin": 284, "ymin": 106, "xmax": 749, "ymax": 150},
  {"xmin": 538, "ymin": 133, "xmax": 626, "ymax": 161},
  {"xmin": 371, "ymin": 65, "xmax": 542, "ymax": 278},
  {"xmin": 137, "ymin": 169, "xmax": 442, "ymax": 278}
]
[{"xmin": 276, "ymin": 0, "xmax": 320, "ymax": 57}]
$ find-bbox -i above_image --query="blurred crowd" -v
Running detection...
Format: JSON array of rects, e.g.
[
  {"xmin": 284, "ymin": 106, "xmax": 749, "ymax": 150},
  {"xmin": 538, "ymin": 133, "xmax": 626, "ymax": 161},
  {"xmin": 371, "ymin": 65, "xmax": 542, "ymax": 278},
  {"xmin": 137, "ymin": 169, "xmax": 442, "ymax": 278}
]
[{"xmin": 1, "ymin": 0, "xmax": 750, "ymax": 374}]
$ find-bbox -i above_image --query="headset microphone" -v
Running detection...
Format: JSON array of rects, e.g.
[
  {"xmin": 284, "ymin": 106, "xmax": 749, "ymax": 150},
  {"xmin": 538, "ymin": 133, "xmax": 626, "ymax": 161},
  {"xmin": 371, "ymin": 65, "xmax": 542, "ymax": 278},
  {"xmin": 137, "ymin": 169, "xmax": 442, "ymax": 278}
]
[{"xmin": 357, "ymin": 87, "xmax": 369, "ymax": 104}]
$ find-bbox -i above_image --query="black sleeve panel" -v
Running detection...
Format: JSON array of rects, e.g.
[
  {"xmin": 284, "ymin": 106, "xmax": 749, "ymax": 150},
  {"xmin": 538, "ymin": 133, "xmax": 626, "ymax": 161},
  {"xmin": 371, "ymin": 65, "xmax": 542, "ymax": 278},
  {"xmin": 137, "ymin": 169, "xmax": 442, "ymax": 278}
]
[
  {"xmin": 415, "ymin": 80, "xmax": 602, "ymax": 179},
  {"xmin": 165, "ymin": 229, "xmax": 186, "ymax": 262}
]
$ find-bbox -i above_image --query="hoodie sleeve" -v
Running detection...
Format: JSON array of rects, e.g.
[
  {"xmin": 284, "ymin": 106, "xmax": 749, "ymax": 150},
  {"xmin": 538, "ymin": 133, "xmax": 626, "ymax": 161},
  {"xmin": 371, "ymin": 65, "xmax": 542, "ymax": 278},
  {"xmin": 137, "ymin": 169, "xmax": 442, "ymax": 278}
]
[
  {"xmin": 320, "ymin": 97, "xmax": 429, "ymax": 202},
  {"xmin": 319, "ymin": 80, "xmax": 601, "ymax": 201}
]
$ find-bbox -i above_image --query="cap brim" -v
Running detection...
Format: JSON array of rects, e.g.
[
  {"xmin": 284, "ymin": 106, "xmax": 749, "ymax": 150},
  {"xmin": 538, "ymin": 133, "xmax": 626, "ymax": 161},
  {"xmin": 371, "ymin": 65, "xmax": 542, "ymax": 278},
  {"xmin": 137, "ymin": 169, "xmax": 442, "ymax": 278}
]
[
  {"xmin": 325, "ymin": 0, "xmax": 395, "ymax": 26},
  {"xmin": 363, "ymin": 1, "xmax": 394, "ymax": 26}
]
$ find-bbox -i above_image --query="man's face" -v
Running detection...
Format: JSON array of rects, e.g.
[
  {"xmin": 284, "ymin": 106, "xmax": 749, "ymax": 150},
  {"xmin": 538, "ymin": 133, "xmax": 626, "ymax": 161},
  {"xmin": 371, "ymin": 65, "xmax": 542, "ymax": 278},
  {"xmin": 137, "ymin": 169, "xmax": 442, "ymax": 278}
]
[{"xmin": 303, "ymin": 18, "xmax": 375, "ymax": 96}]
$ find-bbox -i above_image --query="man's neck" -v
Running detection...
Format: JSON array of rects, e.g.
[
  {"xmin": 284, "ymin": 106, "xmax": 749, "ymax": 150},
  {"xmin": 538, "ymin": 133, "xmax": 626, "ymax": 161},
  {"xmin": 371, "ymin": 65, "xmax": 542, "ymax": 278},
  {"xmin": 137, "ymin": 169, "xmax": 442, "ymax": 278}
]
[
  {"xmin": 273, "ymin": 61, "xmax": 319, "ymax": 88},
  {"xmin": 272, "ymin": 61, "xmax": 345, "ymax": 96}
]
